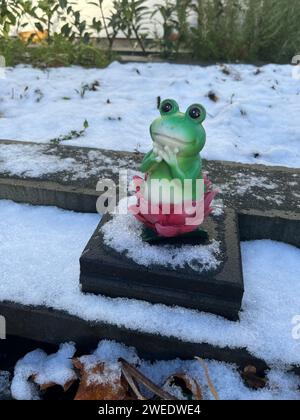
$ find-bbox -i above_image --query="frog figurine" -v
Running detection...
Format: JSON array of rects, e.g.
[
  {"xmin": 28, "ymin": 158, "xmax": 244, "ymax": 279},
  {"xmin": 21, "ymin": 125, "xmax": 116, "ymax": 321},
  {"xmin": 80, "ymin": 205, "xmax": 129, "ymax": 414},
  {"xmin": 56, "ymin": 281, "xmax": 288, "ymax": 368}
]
[{"xmin": 129, "ymin": 99, "xmax": 217, "ymax": 240}]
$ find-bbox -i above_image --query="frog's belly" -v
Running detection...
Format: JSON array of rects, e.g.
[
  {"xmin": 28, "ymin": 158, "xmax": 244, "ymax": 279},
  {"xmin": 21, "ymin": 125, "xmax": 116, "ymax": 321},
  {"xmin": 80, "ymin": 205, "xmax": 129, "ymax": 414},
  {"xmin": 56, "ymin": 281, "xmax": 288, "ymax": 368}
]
[{"xmin": 143, "ymin": 164, "xmax": 195, "ymax": 205}]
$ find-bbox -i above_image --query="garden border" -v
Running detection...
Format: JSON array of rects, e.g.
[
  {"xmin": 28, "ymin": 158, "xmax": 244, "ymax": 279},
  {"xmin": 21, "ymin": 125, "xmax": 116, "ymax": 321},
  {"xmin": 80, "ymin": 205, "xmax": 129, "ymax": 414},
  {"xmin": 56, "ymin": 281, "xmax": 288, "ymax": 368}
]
[{"xmin": 0, "ymin": 140, "xmax": 299, "ymax": 370}]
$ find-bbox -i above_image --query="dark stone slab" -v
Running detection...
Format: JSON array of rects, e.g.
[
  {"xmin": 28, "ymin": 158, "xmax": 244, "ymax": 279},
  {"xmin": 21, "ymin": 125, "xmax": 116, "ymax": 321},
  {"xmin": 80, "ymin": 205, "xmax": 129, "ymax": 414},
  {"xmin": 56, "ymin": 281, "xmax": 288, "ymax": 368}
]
[
  {"xmin": 239, "ymin": 209, "xmax": 300, "ymax": 248},
  {"xmin": 0, "ymin": 301, "xmax": 268, "ymax": 374},
  {"xmin": 0, "ymin": 177, "xmax": 98, "ymax": 213},
  {"xmin": 80, "ymin": 209, "xmax": 244, "ymax": 321},
  {"xmin": 0, "ymin": 140, "xmax": 299, "ymax": 215}
]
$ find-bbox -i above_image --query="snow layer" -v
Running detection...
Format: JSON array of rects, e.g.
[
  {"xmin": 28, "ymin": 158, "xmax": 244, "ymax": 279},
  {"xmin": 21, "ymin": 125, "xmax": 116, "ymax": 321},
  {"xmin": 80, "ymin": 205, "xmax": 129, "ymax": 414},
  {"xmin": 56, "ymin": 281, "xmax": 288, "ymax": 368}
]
[
  {"xmin": 0, "ymin": 143, "xmax": 137, "ymax": 180},
  {"xmin": 0, "ymin": 200, "xmax": 300, "ymax": 367},
  {"xmin": 12, "ymin": 340, "xmax": 300, "ymax": 400},
  {"xmin": 0, "ymin": 143, "xmax": 79, "ymax": 177},
  {"xmin": 11, "ymin": 343, "xmax": 76, "ymax": 400},
  {"xmin": 0, "ymin": 62, "xmax": 299, "ymax": 168}
]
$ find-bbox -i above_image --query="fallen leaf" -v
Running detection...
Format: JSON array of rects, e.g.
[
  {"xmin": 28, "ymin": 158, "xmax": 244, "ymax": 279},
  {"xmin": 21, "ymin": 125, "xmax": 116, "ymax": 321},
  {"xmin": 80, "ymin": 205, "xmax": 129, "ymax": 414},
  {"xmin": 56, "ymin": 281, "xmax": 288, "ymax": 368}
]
[
  {"xmin": 241, "ymin": 365, "xmax": 267, "ymax": 390},
  {"xmin": 207, "ymin": 91, "xmax": 219, "ymax": 102},
  {"xmin": 163, "ymin": 373, "xmax": 203, "ymax": 400},
  {"xmin": 73, "ymin": 359, "xmax": 129, "ymax": 400},
  {"xmin": 37, "ymin": 378, "xmax": 75, "ymax": 392}
]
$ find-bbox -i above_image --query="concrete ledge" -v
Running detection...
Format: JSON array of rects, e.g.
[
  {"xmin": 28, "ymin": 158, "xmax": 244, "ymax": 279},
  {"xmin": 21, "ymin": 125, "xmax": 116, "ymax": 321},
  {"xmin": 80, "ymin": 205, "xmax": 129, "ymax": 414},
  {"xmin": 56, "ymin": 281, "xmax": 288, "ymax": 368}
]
[
  {"xmin": 0, "ymin": 178, "xmax": 98, "ymax": 213},
  {"xmin": 239, "ymin": 209, "xmax": 300, "ymax": 248},
  {"xmin": 0, "ymin": 300, "xmax": 268, "ymax": 373},
  {"xmin": 0, "ymin": 140, "xmax": 299, "ymax": 214}
]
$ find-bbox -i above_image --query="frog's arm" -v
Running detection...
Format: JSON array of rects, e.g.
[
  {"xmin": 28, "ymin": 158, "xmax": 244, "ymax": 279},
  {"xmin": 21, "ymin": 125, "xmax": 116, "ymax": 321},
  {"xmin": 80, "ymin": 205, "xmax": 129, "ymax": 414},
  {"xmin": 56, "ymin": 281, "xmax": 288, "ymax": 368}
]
[
  {"xmin": 184, "ymin": 158, "xmax": 202, "ymax": 180},
  {"xmin": 170, "ymin": 160, "xmax": 201, "ymax": 182},
  {"xmin": 140, "ymin": 150, "xmax": 159, "ymax": 173}
]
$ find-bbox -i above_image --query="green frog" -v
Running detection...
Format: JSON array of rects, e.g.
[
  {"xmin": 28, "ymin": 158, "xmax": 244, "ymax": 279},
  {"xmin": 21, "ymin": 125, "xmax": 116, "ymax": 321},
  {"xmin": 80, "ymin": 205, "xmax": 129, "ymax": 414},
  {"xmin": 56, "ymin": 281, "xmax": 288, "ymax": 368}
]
[{"xmin": 141, "ymin": 99, "xmax": 207, "ymax": 204}]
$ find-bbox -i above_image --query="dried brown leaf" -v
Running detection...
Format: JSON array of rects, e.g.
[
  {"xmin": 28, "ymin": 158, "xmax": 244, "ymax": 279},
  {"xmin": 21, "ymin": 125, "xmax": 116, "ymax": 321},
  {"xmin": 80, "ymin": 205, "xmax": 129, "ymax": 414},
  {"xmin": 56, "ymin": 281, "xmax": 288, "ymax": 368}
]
[
  {"xmin": 73, "ymin": 359, "xmax": 129, "ymax": 401},
  {"xmin": 163, "ymin": 373, "xmax": 203, "ymax": 400},
  {"xmin": 242, "ymin": 365, "xmax": 267, "ymax": 390},
  {"xmin": 119, "ymin": 358, "xmax": 176, "ymax": 400},
  {"xmin": 120, "ymin": 364, "xmax": 146, "ymax": 400},
  {"xmin": 31, "ymin": 374, "xmax": 76, "ymax": 392}
]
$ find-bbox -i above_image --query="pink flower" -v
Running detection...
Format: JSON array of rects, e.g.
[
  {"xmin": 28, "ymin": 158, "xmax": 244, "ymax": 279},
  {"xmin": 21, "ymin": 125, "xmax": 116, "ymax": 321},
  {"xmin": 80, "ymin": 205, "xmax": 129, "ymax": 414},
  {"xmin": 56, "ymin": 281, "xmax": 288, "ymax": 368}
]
[{"xmin": 129, "ymin": 175, "xmax": 218, "ymax": 238}]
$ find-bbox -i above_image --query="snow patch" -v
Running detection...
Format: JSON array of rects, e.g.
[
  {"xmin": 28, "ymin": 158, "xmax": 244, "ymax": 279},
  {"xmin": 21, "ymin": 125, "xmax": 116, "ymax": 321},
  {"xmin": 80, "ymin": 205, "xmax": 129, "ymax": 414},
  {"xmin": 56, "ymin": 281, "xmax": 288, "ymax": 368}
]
[
  {"xmin": 11, "ymin": 343, "xmax": 76, "ymax": 400},
  {"xmin": 0, "ymin": 62, "xmax": 299, "ymax": 168},
  {"xmin": 232, "ymin": 173, "xmax": 278, "ymax": 196}
]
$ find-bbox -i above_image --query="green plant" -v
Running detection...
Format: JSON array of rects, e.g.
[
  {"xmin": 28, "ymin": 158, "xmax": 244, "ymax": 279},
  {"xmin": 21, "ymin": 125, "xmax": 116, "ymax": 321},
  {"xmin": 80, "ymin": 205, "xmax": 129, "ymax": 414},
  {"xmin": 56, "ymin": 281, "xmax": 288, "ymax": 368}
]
[
  {"xmin": 34, "ymin": 0, "xmax": 64, "ymax": 39},
  {"xmin": 151, "ymin": 0, "xmax": 192, "ymax": 58},
  {"xmin": 190, "ymin": 0, "xmax": 300, "ymax": 63},
  {"xmin": 190, "ymin": 0, "xmax": 243, "ymax": 61},
  {"xmin": 75, "ymin": 80, "xmax": 100, "ymax": 98},
  {"xmin": 111, "ymin": 0, "xmax": 149, "ymax": 54},
  {"xmin": 88, "ymin": 0, "xmax": 118, "ymax": 51},
  {"xmin": 243, "ymin": 0, "xmax": 300, "ymax": 62},
  {"xmin": 62, "ymin": 3, "xmax": 91, "ymax": 43},
  {"xmin": 0, "ymin": 0, "xmax": 28, "ymax": 36},
  {"xmin": 50, "ymin": 119, "xmax": 89, "ymax": 145},
  {"xmin": 0, "ymin": 35, "xmax": 111, "ymax": 68},
  {"xmin": 88, "ymin": 0, "xmax": 104, "ymax": 37},
  {"xmin": 34, "ymin": 0, "xmax": 90, "ymax": 43}
]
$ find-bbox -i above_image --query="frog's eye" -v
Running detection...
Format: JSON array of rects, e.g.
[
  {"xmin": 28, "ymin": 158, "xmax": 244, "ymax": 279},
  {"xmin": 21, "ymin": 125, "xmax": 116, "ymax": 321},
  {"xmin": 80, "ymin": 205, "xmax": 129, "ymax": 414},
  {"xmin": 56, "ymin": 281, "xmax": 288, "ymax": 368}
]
[
  {"xmin": 186, "ymin": 104, "xmax": 206, "ymax": 123},
  {"xmin": 159, "ymin": 99, "xmax": 179, "ymax": 116},
  {"xmin": 162, "ymin": 102, "xmax": 173, "ymax": 113}
]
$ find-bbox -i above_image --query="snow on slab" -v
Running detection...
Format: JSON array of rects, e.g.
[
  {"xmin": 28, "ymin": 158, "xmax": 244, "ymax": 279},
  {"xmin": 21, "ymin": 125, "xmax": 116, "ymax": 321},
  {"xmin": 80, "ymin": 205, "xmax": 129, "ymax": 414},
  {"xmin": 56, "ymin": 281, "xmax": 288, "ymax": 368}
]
[
  {"xmin": 0, "ymin": 62, "xmax": 299, "ymax": 168},
  {"xmin": 0, "ymin": 143, "xmax": 79, "ymax": 178},
  {"xmin": 0, "ymin": 143, "xmax": 122, "ymax": 180},
  {"xmin": 0, "ymin": 200, "xmax": 300, "ymax": 367},
  {"xmin": 11, "ymin": 340, "xmax": 300, "ymax": 400},
  {"xmin": 102, "ymin": 199, "xmax": 221, "ymax": 272}
]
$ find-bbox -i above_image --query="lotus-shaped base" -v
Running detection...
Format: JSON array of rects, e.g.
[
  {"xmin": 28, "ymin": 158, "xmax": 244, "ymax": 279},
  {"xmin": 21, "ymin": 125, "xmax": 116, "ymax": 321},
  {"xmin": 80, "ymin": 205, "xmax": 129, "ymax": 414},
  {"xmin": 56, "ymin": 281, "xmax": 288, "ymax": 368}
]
[{"xmin": 129, "ymin": 175, "xmax": 218, "ymax": 239}]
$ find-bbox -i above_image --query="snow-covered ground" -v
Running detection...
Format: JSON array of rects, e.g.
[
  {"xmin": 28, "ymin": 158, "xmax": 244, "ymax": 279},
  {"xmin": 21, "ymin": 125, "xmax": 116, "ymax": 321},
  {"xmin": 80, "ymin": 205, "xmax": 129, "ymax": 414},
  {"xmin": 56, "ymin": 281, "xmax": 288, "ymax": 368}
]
[
  {"xmin": 11, "ymin": 340, "xmax": 300, "ymax": 401},
  {"xmin": 0, "ymin": 62, "xmax": 299, "ymax": 168},
  {"xmin": 1, "ymin": 200, "xmax": 300, "ymax": 368}
]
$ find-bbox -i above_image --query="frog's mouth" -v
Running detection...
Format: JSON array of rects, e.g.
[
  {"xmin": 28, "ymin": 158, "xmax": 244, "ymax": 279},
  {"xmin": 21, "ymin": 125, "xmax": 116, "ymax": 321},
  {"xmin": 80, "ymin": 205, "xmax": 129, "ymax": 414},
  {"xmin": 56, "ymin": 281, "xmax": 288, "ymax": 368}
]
[{"xmin": 152, "ymin": 132, "xmax": 190, "ymax": 149}]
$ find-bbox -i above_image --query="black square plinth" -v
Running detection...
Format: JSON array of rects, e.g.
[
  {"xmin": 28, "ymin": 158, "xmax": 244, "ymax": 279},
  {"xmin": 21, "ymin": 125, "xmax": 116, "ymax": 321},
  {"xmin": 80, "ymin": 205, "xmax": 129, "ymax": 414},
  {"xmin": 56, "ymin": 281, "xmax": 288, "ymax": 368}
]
[{"xmin": 80, "ymin": 209, "xmax": 244, "ymax": 321}]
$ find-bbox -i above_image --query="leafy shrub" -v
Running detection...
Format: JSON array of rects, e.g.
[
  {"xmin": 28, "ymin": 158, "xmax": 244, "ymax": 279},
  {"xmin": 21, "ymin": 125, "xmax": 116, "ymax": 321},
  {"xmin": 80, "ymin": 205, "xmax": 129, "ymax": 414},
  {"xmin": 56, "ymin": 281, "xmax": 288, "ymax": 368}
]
[
  {"xmin": 0, "ymin": 35, "xmax": 112, "ymax": 68},
  {"xmin": 0, "ymin": 0, "xmax": 28, "ymax": 36},
  {"xmin": 151, "ymin": 0, "xmax": 192, "ymax": 58},
  {"xmin": 190, "ymin": 0, "xmax": 300, "ymax": 63},
  {"xmin": 110, "ymin": 0, "xmax": 149, "ymax": 54}
]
